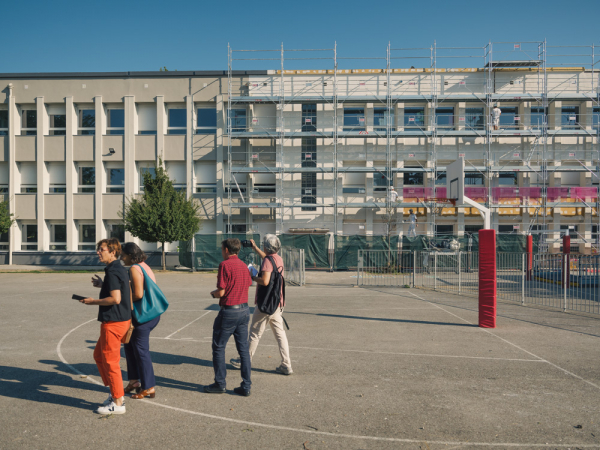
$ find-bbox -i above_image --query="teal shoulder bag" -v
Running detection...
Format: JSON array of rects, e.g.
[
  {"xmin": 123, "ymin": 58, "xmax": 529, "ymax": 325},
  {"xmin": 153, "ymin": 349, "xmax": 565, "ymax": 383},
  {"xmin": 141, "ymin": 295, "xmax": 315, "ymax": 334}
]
[{"xmin": 132, "ymin": 264, "xmax": 169, "ymax": 324}]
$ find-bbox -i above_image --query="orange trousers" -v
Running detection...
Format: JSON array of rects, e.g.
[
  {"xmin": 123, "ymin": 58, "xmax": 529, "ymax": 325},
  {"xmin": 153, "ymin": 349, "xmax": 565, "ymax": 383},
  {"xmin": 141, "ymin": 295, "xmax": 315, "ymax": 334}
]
[{"xmin": 93, "ymin": 320, "xmax": 131, "ymax": 399}]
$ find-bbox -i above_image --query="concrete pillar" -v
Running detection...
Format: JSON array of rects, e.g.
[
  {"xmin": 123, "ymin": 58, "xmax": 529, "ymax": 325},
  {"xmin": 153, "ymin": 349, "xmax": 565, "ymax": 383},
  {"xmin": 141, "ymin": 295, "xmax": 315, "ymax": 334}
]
[
  {"xmin": 7, "ymin": 84, "xmax": 17, "ymax": 263},
  {"xmin": 156, "ymin": 96, "xmax": 165, "ymax": 163},
  {"xmin": 65, "ymin": 97, "xmax": 77, "ymax": 251},
  {"xmin": 185, "ymin": 95, "xmax": 193, "ymax": 199},
  {"xmin": 94, "ymin": 96, "xmax": 106, "ymax": 241},
  {"xmin": 215, "ymin": 95, "xmax": 224, "ymax": 233},
  {"xmin": 124, "ymin": 96, "xmax": 136, "ymax": 243},
  {"xmin": 36, "ymin": 97, "xmax": 48, "ymax": 251}
]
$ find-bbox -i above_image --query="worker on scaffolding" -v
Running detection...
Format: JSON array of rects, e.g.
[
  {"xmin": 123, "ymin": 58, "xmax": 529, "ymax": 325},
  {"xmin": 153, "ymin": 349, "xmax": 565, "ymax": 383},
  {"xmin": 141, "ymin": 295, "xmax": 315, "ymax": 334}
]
[
  {"xmin": 388, "ymin": 186, "xmax": 398, "ymax": 204},
  {"xmin": 492, "ymin": 104, "xmax": 502, "ymax": 130},
  {"xmin": 407, "ymin": 209, "xmax": 418, "ymax": 238}
]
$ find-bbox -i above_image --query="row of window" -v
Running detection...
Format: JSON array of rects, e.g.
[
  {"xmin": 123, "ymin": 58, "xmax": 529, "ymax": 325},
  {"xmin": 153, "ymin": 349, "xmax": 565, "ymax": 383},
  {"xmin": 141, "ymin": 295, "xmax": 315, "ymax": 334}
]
[
  {"xmin": 0, "ymin": 108, "xmax": 218, "ymax": 136},
  {"xmin": 14, "ymin": 223, "xmax": 124, "ymax": 251}
]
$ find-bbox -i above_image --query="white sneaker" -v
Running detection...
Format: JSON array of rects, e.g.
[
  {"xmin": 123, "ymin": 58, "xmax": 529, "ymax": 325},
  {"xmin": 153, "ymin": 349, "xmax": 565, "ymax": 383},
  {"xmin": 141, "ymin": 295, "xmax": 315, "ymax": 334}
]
[
  {"xmin": 102, "ymin": 394, "xmax": 125, "ymax": 406},
  {"xmin": 276, "ymin": 365, "xmax": 293, "ymax": 375},
  {"xmin": 95, "ymin": 401, "xmax": 126, "ymax": 415}
]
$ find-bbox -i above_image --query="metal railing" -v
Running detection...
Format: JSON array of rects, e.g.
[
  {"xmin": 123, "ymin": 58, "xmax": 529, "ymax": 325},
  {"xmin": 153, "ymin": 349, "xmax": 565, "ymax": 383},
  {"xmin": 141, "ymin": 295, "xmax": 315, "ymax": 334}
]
[
  {"xmin": 357, "ymin": 250, "xmax": 600, "ymax": 316},
  {"xmin": 281, "ymin": 247, "xmax": 305, "ymax": 286}
]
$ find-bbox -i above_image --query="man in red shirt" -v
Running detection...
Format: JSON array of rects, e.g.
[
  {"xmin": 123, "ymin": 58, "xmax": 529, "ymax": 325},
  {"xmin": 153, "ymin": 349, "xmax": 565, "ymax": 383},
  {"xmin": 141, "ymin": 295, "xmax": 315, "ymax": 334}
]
[{"xmin": 205, "ymin": 238, "xmax": 253, "ymax": 396}]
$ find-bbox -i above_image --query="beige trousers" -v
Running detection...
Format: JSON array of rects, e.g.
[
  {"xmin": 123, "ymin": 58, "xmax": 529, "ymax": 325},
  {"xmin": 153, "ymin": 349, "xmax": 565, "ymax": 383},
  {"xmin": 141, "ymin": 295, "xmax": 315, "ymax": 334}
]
[{"xmin": 248, "ymin": 306, "xmax": 292, "ymax": 370}]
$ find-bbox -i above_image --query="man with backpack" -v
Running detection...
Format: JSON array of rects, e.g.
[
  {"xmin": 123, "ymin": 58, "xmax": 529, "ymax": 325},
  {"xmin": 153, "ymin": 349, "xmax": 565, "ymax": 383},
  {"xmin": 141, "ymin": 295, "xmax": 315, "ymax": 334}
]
[{"xmin": 230, "ymin": 234, "xmax": 293, "ymax": 375}]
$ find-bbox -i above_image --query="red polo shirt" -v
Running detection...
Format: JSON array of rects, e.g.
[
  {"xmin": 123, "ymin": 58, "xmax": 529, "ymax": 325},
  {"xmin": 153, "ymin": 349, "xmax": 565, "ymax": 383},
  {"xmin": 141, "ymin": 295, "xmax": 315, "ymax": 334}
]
[{"xmin": 216, "ymin": 255, "xmax": 252, "ymax": 306}]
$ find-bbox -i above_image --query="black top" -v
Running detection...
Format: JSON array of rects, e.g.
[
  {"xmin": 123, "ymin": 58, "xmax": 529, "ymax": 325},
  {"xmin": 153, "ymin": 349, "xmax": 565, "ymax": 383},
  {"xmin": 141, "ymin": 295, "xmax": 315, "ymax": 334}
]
[{"xmin": 97, "ymin": 260, "xmax": 131, "ymax": 323}]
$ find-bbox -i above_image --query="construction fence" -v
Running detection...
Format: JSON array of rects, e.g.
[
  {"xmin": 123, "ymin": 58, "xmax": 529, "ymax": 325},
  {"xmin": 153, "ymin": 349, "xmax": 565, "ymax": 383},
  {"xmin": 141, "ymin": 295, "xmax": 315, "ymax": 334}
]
[{"xmin": 357, "ymin": 250, "xmax": 600, "ymax": 316}]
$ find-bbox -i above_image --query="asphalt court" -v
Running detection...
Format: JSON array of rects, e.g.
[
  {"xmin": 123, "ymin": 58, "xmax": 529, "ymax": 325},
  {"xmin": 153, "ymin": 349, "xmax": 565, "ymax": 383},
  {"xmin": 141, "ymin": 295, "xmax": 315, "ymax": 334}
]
[{"xmin": 1, "ymin": 270, "xmax": 600, "ymax": 449}]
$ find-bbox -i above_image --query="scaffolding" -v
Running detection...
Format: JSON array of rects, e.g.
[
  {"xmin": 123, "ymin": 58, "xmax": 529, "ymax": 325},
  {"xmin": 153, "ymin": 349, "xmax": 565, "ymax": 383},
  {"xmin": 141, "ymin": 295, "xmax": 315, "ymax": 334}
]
[{"xmin": 225, "ymin": 41, "xmax": 600, "ymax": 253}]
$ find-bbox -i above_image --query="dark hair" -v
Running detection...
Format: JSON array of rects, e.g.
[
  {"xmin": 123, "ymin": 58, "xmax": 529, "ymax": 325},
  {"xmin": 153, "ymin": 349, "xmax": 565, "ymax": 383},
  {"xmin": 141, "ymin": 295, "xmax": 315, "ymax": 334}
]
[
  {"xmin": 96, "ymin": 238, "xmax": 122, "ymax": 258},
  {"xmin": 221, "ymin": 238, "xmax": 241, "ymax": 255},
  {"xmin": 121, "ymin": 242, "xmax": 147, "ymax": 264}
]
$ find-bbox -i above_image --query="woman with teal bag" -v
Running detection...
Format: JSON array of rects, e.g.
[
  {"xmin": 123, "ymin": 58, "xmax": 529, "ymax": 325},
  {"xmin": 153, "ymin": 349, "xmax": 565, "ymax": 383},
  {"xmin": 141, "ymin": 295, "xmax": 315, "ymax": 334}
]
[{"xmin": 121, "ymin": 243, "xmax": 161, "ymax": 399}]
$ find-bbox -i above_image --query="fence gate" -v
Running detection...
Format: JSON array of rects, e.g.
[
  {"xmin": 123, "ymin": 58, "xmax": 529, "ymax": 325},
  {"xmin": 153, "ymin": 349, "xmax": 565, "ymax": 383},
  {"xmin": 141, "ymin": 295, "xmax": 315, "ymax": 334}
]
[
  {"xmin": 357, "ymin": 250, "xmax": 413, "ymax": 287},
  {"xmin": 281, "ymin": 248, "xmax": 305, "ymax": 286}
]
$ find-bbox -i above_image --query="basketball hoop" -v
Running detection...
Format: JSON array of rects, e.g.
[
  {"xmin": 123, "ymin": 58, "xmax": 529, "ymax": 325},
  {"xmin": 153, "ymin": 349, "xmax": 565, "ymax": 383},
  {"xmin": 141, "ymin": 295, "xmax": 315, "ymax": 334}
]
[{"xmin": 420, "ymin": 197, "xmax": 457, "ymax": 215}]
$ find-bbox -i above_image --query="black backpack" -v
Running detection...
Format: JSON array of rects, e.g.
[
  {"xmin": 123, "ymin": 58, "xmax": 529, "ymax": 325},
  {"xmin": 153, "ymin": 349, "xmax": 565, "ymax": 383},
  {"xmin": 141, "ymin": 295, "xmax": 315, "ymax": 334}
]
[{"xmin": 256, "ymin": 256, "xmax": 286, "ymax": 315}]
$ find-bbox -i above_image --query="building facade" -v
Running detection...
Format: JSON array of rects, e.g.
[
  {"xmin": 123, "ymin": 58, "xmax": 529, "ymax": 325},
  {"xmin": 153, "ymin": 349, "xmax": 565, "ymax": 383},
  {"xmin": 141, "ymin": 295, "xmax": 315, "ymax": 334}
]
[{"xmin": 1, "ymin": 46, "xmax": 599, "ymax": 264}]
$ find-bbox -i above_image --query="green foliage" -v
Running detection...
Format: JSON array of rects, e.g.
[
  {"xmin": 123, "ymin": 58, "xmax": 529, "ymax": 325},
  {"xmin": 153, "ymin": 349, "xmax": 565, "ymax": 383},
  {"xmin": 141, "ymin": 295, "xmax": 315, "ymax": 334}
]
[
  {"xmin": 121, "ymin": 161, "xmax": 201, "ymax": 268},
  {"xmin": 0, "ymin": 200, "xmax": 14, "ymax": 236}
]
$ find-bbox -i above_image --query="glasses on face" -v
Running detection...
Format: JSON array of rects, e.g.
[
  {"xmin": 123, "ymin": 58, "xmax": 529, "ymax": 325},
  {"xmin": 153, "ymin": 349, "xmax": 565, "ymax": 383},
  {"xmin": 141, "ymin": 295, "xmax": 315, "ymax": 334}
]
[{"xmin": 96, "ymin": 247, "xmax": 109, "ymax": 254}]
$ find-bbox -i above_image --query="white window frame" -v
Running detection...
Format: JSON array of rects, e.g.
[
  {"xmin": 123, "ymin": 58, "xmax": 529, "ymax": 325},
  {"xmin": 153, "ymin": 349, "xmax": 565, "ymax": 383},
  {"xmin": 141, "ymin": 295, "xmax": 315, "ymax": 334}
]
[
  {"xmin": 20, "ymin": 185, "xmax": 37, "ymax": 193},
  {"xmin": 106, "ymin": 166, "xmax": 125, "ymax": 193},
  {"xmin": 167, "ymin": 108, "xmax": 187, "ymax": 135},
  {"xmin": 49, "ymin": 222, "xmax": 67, "ymax": 251},
  {"xmin": 21, "ymin": 109, "xmax": 37, "ymax": 136},
  {"xmin": 196, "ymin": 107, "xmax": 217, "ymax": 134},
  {"xmin": 78, "ymin": 109, "xmax": 96, "ymax": 135},
  {"xmin": 21, "ymin": 223, "xmax": 38, "ymax": 251},
  {"xmin": 0, "ymin": 184, "xmax": 7, "ymax": 194},
  {"xmin": 225, "ymin": 223, "xmax": 247, "ymax": 234},
  {"xmin": 138, "ymin": 166, "xmax": 156, "ymax": 192},
  {"xmin": 106, "ymin": 221, "xmax": 125, "ymax": 242},
  {"xmin": 49, "ymin": 114, "xmax": 66, "ymax": 136},
  {"xmin": 0, "ymin": 109, "xmax": 8, "ymax": 136},
  {"xmin": 78, "ymin": 222, "xmax": 96, "ymax": 251},
  {"xmin": 78, "ymin": 166, "xmax": 95, "ymax": 193},
  {"xmin": 106, "ymin": 109, "xmax": 125, "ymax": 135},
  {"xmin": 196, "ymin": 183, "xmax": 217, "ymax": 193}
]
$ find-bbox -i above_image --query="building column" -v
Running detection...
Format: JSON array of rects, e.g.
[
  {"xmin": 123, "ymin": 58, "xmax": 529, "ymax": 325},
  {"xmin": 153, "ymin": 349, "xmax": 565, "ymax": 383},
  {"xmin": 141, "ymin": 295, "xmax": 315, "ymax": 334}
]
[
  {"xmin": 7, "ymin": 84, "xmax": 17, "ymax": 263},
  {"xmin": 36, "ymin": 97, "xmax": 48, "ymax": 251},
  {"xmin": 124, "ymin": 95, "xmax": 136, "ymax": 243},
  {"xmin": 94, "ymin": 96, "xmax": 106, "ymax": 241},
  {"xmin": 156, "ymin": 96, "xmax": 165, "ymax": 163},
  {"xmin": 65, "ymin": 96, "xmax": 77, "ymax": 251},
  {"xmin": 215, "ymin": 94, "xmax": 224, "ymax": 234}
]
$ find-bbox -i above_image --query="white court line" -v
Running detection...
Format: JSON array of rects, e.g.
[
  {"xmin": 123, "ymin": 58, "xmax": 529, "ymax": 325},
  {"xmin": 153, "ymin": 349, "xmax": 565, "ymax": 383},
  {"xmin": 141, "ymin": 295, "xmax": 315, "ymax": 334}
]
[
  {"xmin": 150, "ymin": 337, "xmax": 542, "ymax": 362},
  {"xmin": 164, "ymin": 310, "xmax": 213, "ymax": 339},
  {"xmin": 56, "ymin": 319, "xmax": 598, "ymax": 448},
  {"xmin": 408, "ymin": 291, "xmax": 600, "ymax": 391},
  {"xmin": 1, "ymin": 284, "xmax": 77, "ymax": 300}
]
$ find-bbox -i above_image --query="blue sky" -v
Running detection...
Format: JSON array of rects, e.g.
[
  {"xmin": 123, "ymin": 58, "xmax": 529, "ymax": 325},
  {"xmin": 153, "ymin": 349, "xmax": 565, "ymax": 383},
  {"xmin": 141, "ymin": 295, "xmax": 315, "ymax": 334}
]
[{"xmin": 2, "ymin": 0, "xmax": 599, "ymax": 73}]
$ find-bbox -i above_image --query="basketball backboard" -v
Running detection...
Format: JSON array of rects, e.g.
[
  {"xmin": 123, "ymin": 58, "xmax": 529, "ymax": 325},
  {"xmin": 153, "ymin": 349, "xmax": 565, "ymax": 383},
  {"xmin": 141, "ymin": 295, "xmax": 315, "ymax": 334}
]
[{"xmin": 446, "ymin": 157, "xmax": 465, "ymax": 204}]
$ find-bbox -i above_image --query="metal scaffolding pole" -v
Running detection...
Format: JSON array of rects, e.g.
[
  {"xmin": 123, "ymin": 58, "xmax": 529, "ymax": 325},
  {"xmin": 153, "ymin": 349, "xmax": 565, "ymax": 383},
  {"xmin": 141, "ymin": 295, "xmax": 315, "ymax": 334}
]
[
  {"xmin": 278, "ymin": 43, "xmax": 285, "ymax": 234},
  {"xmin": 227, "ymin": 43, "xmax": 233, "ymax": 233},
  {"xmin": 333, "ymin": 42, "xmax": 339, "ymax": 236}
]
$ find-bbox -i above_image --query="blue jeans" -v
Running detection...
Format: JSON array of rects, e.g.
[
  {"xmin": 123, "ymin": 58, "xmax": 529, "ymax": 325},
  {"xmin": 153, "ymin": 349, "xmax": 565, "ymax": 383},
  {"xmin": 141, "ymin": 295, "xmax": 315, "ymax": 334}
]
[
  {"xmin": 211, "ymin": 304, "xmax": 251, "ymax": 390},
  {"xmin": 124, "ymin": 316, "xmax": 160, "ymax": 390}
]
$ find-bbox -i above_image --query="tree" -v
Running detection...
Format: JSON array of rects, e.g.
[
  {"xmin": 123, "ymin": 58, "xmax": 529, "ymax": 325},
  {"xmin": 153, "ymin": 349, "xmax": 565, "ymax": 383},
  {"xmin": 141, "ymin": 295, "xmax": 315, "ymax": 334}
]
[
  {"xmin": 0, "ymin": 200, "xmax": 15, "ymax": 238},
  {"xmin": 121, "ymin": 161, "xmax": 201, "ymax": 270}
]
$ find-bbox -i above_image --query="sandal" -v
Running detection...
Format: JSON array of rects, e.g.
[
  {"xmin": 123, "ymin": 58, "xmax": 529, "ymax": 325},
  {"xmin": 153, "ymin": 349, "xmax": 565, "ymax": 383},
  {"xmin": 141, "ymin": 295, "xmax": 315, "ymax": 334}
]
[
  {"xmin": 124, "ymin": 381, "xmax": 141, "ymax": 394},
  {"xmin": 131, "ymin": 388, "xmax": 155, "ymax": 399}
]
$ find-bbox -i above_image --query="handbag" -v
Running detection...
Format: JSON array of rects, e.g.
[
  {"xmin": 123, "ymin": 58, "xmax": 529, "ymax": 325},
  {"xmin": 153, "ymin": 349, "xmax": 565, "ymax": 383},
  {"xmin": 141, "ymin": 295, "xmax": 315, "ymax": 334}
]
[
  {"xmin": 121, "ymin": 286, "xmax": 134, "ymax": 344},
  {"xmin": 132, "ymin": 264, "xmax": 169, "ymax": 324}
]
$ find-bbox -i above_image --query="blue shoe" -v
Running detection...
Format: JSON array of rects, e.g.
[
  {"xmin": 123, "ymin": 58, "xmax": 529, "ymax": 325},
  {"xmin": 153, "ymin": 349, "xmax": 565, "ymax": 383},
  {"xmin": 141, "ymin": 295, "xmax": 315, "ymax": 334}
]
[
  {"xmin": 233, "ymin": 386, "xmax": 251, "ymax": 397},
  {"xmin": 204, "ymin": 383, "xmax": 226, "ymax": 394}
]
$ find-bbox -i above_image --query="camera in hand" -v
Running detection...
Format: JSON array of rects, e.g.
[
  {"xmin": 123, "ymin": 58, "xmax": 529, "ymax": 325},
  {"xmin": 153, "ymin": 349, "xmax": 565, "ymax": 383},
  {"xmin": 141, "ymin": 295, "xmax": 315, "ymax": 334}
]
[{"xmin": 241, "ymin": 240, "xmax": 253, "ymax": 248}]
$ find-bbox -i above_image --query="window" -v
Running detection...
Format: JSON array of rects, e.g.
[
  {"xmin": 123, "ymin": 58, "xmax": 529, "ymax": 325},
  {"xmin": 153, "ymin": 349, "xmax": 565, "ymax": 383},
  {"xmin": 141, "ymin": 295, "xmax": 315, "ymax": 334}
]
[
  {"xmin": 302, "ymin": 138, "xmax": 316, "ymax": 168},
  {"xmin": 593, "ymin": 107, "xmax": 600, "ymax": 132},
  {"xmin": 19, "ymin": 162, "xmax": 37, "ymax": 193},
  {"xmin": 253, "ymin": 184, "xmax": 276, "ymax": 194},
  {"xmin": 78, "ymin": 167, "xmax": 95, "ymax": 193},
  {"xmin": 343, "ymin": 108, "xmax": 365, "ymax": 131},
  {"xmin": 301, "ymin": 173, "xmax": 317, "ymax": 211},
  {"xmin": 48, "ymin": 163, "xmax": 66, "ymax": 193},
  {"xmin": 139, "ymin": 167, "xmax": 156, "ymax": 191},
  {"xmin": 561, "ymin": 106, "xmax": 579, "ymax": 129},
  {"xmin": 302, "ymin": 104, "xmax": 317, "ymax": 132},
  {"xmin": 78, "ymin": 109, "xmax": 95, "ymax": 135},
  {"xmin": 374, "ymin": 107, "xmax": 394, "ymax": 132},
  {"xmin": 435, "ymin": 172, "xmax": 446, "ymax": 186},
  {"xmin": 0, "ymin": 185, "xmax": 7, "ymax": 194},
  {"xmin": 530, "ymin": 107, "xmax": 547, "ymax": 130},
  {"xmin": 374, "ymin": 172, "xmax": 392, "ymax": 192},
  {"xmin": 196, "ymin": 184, "xmax": 217, "ymax": 193},
  {"xmin": 21, "ymin": 110, "xmax": 37, "ymax": 135},
  {"xmin": 137, "ymin": 103, "xmax": 157, "ymax": 135},
  {"xmin": 166, "ymin": 162, "xmax": 186, "ymax": 191},
  {"xmin": 196, "ymin": 108, "xmax": 217, "ymax": 134},
  {"xmin": 0, "ymin": 231, "xmax": 8, "ymax": 250},
  {"xmin": 49, "ymin": 114, "xmax": 66, "ymax": 135},
  {"xmin": 403, "ymin": 171, "xmax": 423, "ymax": 186},
  {"xmin": 0, "ymin": 110, "xmax": 7, "ymax": 135},
  {"xmin": 498, "ymin": 172, "xmax": 517, "ymax": 186},
  {"xmin": 168, "ymin": 109, "xmax": 187, "ymax": 134},
  {"xmin": 404, "ymin": 107, "xmax": 425, "ymax": 128},
  {"xmin": 498, "ymin": 224, "xmax": 517, "ymax": 233},
  {"xmin": 560, "ymin": 225, "xmax": 578, "ymax": 239},
  {"xmin": 498, "ymin": 106, "xmax": 518, "ymax": 130},
  {"xmin": 435, "ymin": 107, "xmax": 454, "ymax": 128},
  {"xmin": 107, "ymin": 223, "xmax": 125, "ymax": 242},
  {"xmin": 79, "ymin": 224, "xmax": 96, "ymax": 250},
  {"xmin": 465, "ymin": 108, "xmax": 484, "ymax": 130},
  {"xmin": 465, "ymin": 172, "xmax": 484, "ymax": 185},
  {"xmin": 49, "ymin": 224, "xmax": 66, "ymax": 250},
  {"xmin": 436, "ymin": 224, "xmax": 454, "ymax": 236},
  {"xmin": 342, "ymin": 187, "xmax": 366, "ymax": 194},
  {"xmin": 107, "ymin": 109, "xmax": 124, "ymax": 135},
  {"xmin": 593, "ymin": 225, "xmax": 598, "ymax": 245},
  {"xmin": 225, "ymin": 183, "xmax": 247, "ymax": 194},
  {"xmin": 107, "ymin": 168, "xmax": 125, "ymax": 193},
  {"xmin": 22, "ymin": 224, "xmax": 38, "ymax": 250},
  {"xmin": 464, "ymin": 224, "xmax": 483, "ymax": 235},
  {"xmin": 225, "ymin": 224, "xmax": 247, "ymax": 233},
  {"xmin": 21, "ymin": 185, "xmax": 37, "ymax": 193},
  {"xmin": 228, "ymin": 109, "xmax": 246, "ymax": 132},
  {"xmin": 194, "ymin": 162, "xmax": 216, "ymax": 193}
]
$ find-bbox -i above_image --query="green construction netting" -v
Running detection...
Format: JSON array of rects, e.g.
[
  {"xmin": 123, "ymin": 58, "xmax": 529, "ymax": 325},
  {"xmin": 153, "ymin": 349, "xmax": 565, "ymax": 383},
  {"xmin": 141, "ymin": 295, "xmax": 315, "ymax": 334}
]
[
  {"xmin": 334, "ymin": 235, "xmax": 400, "ymax": 270},
  {"xmin": 179, "ymin": 234, "xmax": 261, "ymax": 270},
  {"xmin": 278, "ymin": 234, "xmax": 330, "ymax": 269},
  {"xmin": 401, "ymin": 233, "xmax": 537, "ymax": 253}
]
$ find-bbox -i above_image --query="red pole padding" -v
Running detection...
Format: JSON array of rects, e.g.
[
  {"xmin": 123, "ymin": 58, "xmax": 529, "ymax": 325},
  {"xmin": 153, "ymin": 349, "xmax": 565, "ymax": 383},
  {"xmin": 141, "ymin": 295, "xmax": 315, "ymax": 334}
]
[
  {"xmin": 526, "ymin": 234, "xmax": 533, "ymax": 281},
  {"xmin": 478, "ymin": 229, "xmax": 496, "ymax": 328}
]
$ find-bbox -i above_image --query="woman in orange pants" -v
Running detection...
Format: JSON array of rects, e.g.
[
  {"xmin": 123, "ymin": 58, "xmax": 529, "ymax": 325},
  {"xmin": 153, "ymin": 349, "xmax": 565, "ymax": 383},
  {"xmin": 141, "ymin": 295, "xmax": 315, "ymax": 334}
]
[{"xmin": 79, "ymin": 238, "xmax": 131, "ymax": 414}]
